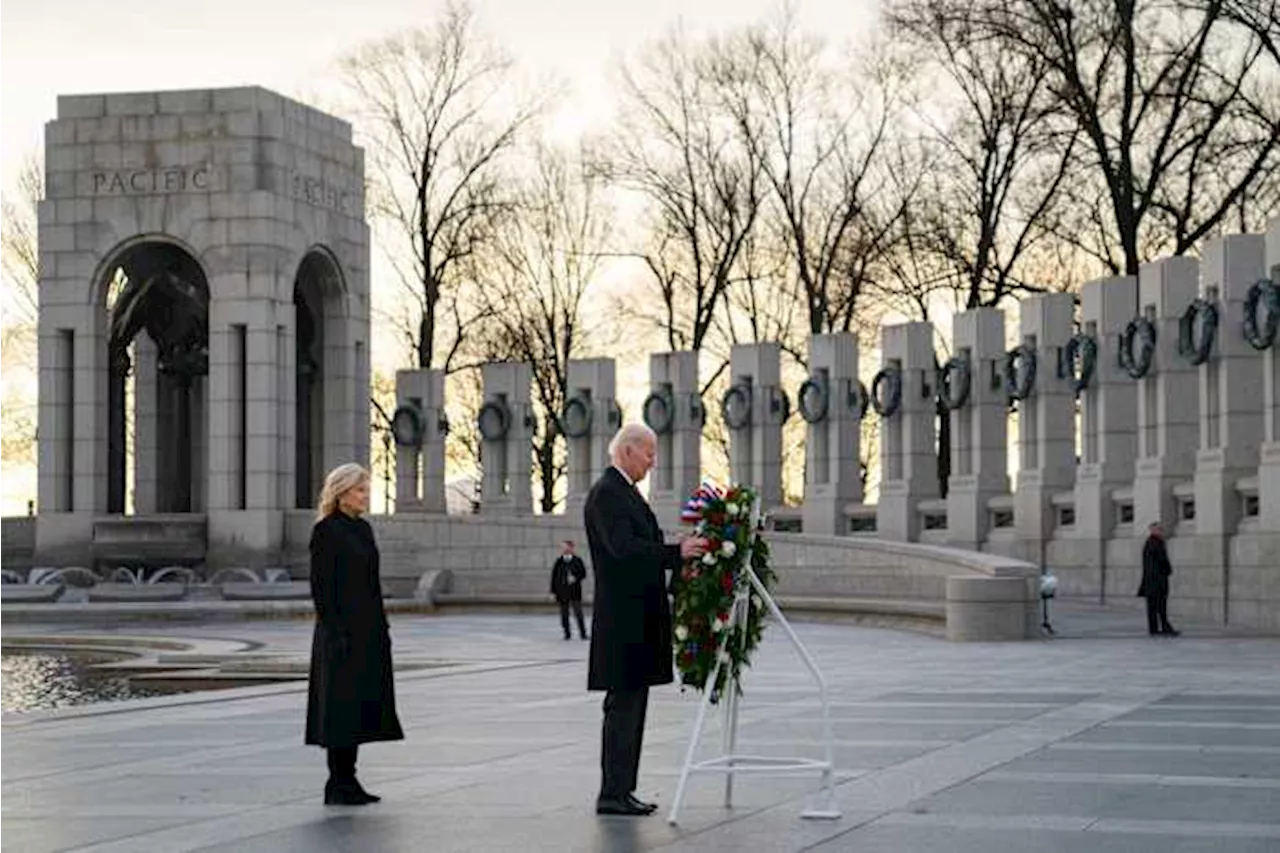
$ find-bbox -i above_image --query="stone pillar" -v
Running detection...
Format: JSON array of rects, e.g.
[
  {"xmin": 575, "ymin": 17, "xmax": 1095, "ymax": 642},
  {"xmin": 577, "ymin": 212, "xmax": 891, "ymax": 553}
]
[
  {"xmin": 1014, "ymin": 294, "xmax": 1077, "ymax": 559},
  {"xmin": 648, "ymin": 352, "xmax": 702, "ymax": 529},
  {"xmin": 133, "ymin": 335, "xmax": 159, "ymax": 514},
  {"xmin": 1193, "ymin": 234, "xmax": 1266, "ymax": 539},
  {"xmin": 479, "ymin": 362, "xmax": 534, "ymax": 515},
  {"xmin": 1133, "ymin": 257, "xmax": 1200, "ymax": 531},
  {"xmin": 563, "ymin": 358, "xmax": 619, "ymax": 516},
  {"xmin": 946, "ymin": 308, "xmax": 1009, "ymax": 550},
  {"xmin": 206, "ymin": 298, "xmax": 289, "ymax": 567},
  {"xmin": 394, "ymin": 368, "xmax": 447, "ymax": 513},
  {"xmin": 802, "ymin": 333, "xmax": 863, "ymax": 535},
  {"xmin": 726, "ymin": 343, "xmax": 784, "ymax": 510},
  {"xmin": 876, "ymin": 322, "xmax": 938, "ymax": 541},
  {"xmin": 1261, "ymin": 218, "xmax": 1280, "ymax": 531},
  {"xmin": 1075, "ymin": 277, "xmax": 1139, "ymax": 545}
]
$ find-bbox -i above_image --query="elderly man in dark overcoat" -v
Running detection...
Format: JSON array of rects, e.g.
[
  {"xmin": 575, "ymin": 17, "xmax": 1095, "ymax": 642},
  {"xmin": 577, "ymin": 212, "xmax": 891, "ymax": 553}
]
[{"xmin": 584, "ymin": 423, "xmax": 708, "ymax": 817}]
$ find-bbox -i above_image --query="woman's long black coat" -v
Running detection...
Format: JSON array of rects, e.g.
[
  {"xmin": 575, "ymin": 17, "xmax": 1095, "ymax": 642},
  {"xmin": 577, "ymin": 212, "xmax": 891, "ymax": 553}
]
[{"xmin": 305, "ymin": 512, "xmax": 404, "ymax": 747}]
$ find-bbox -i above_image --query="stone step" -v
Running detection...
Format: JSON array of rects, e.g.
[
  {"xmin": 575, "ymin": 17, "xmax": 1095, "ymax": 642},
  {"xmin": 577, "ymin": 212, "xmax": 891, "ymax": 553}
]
[
  {"xmin": 87, "ymin": 583, "xmax": 189, "ymax": 603},
  {"xmin": 0, "ymin": 583, "xmax": 66, "ymax": 603}
]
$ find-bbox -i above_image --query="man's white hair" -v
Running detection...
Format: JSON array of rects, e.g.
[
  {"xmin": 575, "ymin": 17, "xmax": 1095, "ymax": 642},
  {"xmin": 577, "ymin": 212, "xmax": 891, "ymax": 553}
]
[{"xmin": 608, "ymin": 422, "xmax": 656, "ymax": 461}]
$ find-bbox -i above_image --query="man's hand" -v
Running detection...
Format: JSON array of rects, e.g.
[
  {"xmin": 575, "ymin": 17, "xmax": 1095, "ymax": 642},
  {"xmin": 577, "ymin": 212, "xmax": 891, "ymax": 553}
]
[{"xmin": 679, "ymin": 537, "xmax": 710, "ymax": 560}]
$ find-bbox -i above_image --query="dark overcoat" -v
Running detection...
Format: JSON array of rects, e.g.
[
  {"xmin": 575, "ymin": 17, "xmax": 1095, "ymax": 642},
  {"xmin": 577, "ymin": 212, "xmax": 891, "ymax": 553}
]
[
  {"xmin": 1137, "ymin": 534, "xmax": 1173, "ymax": 599},
  {"xmin": 584, "ymin": 467, "xmax": 681, "ymax": 691},
  {"xmin": 305, "ymin": 511, "xmax": 404, "ymax": 747},
  {"xmin": 550, "ymin": 555, "xmax": 588, "ymax": 603}
]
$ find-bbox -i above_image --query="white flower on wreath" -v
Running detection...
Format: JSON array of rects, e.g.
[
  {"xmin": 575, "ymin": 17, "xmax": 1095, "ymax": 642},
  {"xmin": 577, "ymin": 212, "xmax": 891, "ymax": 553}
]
[
  {"xmin": 701, "ymin": 553, "xmax": 717, "ymax": 566},
  {"xmin": 718, "ymin": 651, "xmax": 731, "ymax": 664},
  {"xmin": 675, "ymin": 625, "xmax": 688, "ymax": 641},
  {"xmin": 725, "ymin": 503, "xmax": 740, "ymax": 517},
  {"xmin": 711, "ymin": 617, "xmax": 725, "ymax": 633},
  {"xmin": 720, "ymin": 540, "xmax": 737, "ymax": 558}
]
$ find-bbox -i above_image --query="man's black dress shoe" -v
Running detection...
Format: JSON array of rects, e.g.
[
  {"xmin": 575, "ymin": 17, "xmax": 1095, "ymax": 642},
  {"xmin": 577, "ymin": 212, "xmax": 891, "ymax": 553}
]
[
  {"xmin": 1162, "ymin": 627, "xmax": 1181, "ymax": 636},
  {"xmin": 596, "ymin": 796, "xmax": 651, "ymax": 816},
  {"xmin": 324, "ymin": 781, "xmax": 370, "ymax": 806},
  {"xmin": 626, "ymin": 793, "xmax": 658, "ymax": 814}
]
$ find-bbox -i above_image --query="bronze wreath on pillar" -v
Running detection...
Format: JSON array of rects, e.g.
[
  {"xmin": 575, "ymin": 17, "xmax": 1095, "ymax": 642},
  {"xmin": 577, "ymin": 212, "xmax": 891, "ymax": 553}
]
[
  {"xmin": 477, "ymin": 399, "xmax": 512, "ymax": 441},
  {"xmin": 721, "ymin": 383, "xmax": 752, "ymax": 431},
  {"xmin": 391, "ymin": 402, "xmax": 425, "ymax": 447}
]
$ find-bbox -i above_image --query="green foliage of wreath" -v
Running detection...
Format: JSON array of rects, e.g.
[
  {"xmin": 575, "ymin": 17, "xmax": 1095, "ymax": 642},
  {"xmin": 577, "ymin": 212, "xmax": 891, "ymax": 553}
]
[{"xmin": 672, "ymin": 484, "xmax": 778, "ymax": 702}]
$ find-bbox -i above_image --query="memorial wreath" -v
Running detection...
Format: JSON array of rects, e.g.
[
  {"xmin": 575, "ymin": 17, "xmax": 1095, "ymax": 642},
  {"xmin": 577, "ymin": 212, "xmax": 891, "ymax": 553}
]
[{"xmin": 672, "ymin": 482, "xmax": 777, "ymax": 701}]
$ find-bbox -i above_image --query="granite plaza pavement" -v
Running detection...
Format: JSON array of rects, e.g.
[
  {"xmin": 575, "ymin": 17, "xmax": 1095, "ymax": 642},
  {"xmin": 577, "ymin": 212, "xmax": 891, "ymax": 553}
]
[{"xmin": 3, "ymin": 607, "xmax": 1279, "ymax": 853}]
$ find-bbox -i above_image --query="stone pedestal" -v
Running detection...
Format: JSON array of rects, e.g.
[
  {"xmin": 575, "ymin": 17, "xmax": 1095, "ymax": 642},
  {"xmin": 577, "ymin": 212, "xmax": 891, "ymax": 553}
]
[
  {"xmin": 563, "ymin": 358, "xmax": 619, "ymax": 517},
  {"xmin": 802, "ymin": 333, "xmax": 863, "ymax": 535},
  {"xmin": 726, "ymin": 343, "xmax": 785, "ymax": 510},
  {"xmin": 1133, "ymin": 257, "xmax": 1200, "ymax": 532},
  {"xmin": 1015, "ymin": 295, "xmax": 1077, "ymax": 560},
  {"xmin": 947, "ymin": 309, "xmax": 1009, "ymax": 550},
  {"xmin": 647, "ymin": 352, "xmax": 702, "ymax": 529},
  {"xmin": 1193, "ymin": 235, "xmax": 1266, "ymax": 539},
  {"xmin": 877, "ymin": 322, "xmax": 938, "ymax": 541},
  {"xmin": 1075, "ymin": 277, "xmax": 1139, "ymax": 539},
  {"xmin": 479, "ymin": 362, "xmax": 534, "ymax": 516},
  {"xmin": 1262, "ymin": 217, "xmax": 1280, "ymax": 532},
  {"xmin": 394, "ymin": 368, "xmax": 447, "ymax": 513}
]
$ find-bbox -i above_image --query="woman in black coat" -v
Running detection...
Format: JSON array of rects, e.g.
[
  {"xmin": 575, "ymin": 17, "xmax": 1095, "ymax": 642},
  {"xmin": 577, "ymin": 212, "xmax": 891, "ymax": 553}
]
[{"xmin": 305, "ymin": 463, "xmax": 404, "ymax": 805}]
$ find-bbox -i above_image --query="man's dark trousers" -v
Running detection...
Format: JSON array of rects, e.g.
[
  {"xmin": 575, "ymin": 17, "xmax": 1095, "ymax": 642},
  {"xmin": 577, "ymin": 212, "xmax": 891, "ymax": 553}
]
[
  {"xmin": 600, "ymin": 687, "xmax": 648, "ymax": 798},
  {"xmin": 1146, "ymin": 594, "xmax": 1172, "ymax": 634},
  {"xmin": 560, "ymin": 598, "xmax": 586, "ymax": 639}
]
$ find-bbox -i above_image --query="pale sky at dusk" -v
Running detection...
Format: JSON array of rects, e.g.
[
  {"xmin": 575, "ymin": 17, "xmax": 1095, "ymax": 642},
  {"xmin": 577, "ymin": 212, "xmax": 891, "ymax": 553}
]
[
  {"xmin": 0, "ymin": 0, "xmax": 884, "ymax": 512},
  {"xmin": 1, "ymin": 0, "xmax": 879, "ymax": 190}
]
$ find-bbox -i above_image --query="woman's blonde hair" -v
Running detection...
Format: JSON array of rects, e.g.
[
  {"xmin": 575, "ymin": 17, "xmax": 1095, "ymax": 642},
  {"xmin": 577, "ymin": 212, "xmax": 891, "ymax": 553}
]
[{"xmin": 316, "ymin": 463, "xmax": 371, "ymax": 521}]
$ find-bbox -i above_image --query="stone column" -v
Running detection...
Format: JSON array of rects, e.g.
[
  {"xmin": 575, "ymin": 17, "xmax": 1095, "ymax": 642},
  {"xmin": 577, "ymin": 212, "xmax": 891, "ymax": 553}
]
[
  {"xmin": 206, "ymin": 297, "xmax": 287, "ymax": 567},
  {"xmin": 394, "ymin": 368, "xmax": 447, "ymax": 513},
  {"xmin": 802, "ymin": 333, "xmax": 862, "ymax": 535},
  {"xmin": 726, "ymin": 343, "xmax": 784, "ymax": 510},
  {"xmin": 1075, "ymin": 277, "xmax": 1139, "ymax": 541},
  {"xmin": 1193, "ymin": 234, "xmax": 1266, "ymax": 539},
  {"xmin": 479, "ymin": 362, "xmax": 534, "ymax": 515},
  {"xmin": 1261, "ymin": 218, "xmax": 1280, "ymax": 532},
  {"xmin": 1133, "ymin": 257, "xmax": 1200, "ymax": 531},
  {"xmin": 946, "ymin": 308, "xmax": 1009, "ymax": 550},
  {"xmin": 1015, "ymin": 294, "xmax": 1077, "ymax": 560},
  {"xmin": 648, "ymin": 351, "xmax": 702, "ymax": 529},
  {"xmin": 563, "ymin": 358, "xmax": 619, "ymax": 517},
  {"xmin": 876, "ymin": 322, "xmax": 938, "ymax": 541},
  {"xmin": 132, "ymin": 335, "xmax": 159, "ymax": 514}
]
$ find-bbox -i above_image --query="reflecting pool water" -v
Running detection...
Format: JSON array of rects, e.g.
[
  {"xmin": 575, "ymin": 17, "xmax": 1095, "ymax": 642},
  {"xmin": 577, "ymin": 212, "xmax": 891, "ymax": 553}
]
[{"xmin": 1, "ymin": 650, "xmax": 171, "ymax": 712}]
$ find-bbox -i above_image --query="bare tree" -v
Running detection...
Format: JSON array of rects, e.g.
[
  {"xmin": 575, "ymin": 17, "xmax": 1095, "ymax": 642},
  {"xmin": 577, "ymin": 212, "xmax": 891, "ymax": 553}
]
[
  {"xmin": 975, "ymin": 0, "xmax": 1280, "ymax": 275},
  {"xmin": 1, "ymin": 153, "xmax": 43, "ymax": 474},
  {"xmin": 598, "ymin": 27, "xmax": 767, "ymax": 353},
  {"xmin": 714, "ymin": 8, "xmax": 910, "ymax": 333},
  {"xmin": 473, "ymin": 145, "xmax": 611, "ymax": 512},
  {"xmin": 2, "ymin": 154, "xmax": 41, "ymax": 361},
  {"xmin": 340, "ymin": 1, "xmax": 547, "ymax": 371},
  {"xmin": 888, "ymin": 0, "xmax": 1081, "ymax": 308}
]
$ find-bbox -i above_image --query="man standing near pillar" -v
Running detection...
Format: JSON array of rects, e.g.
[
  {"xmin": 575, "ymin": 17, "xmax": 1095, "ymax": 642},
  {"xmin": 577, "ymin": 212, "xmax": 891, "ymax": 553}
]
[
  {"xmin": 1137, "ymin": 522, "xmax": 1180, "ymax": 637},
  {"xmin": 550, "ymin": 540, "xmax": 589, "ymax": 641},
  {"xmin": 584, "ymin": 424, "xmax": 708, "ymax": 816}
]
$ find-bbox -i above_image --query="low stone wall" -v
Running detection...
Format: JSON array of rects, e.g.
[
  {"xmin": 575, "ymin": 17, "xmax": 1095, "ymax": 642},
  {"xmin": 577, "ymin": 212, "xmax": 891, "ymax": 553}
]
[
  {"xmin": 281, "ymin": 511, "xmax": 1041, "ymax": 641},
  {"xmin": 1038, "ymin": 529, "xmax": 1280, "ymax": 633},
  {"xmin": 1, "ymin": 516, "xmax": 35, "ymax": 569}
]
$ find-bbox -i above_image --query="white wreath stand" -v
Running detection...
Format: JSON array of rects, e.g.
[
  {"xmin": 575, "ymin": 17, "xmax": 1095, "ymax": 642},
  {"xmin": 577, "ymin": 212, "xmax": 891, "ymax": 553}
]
[{"xmin": 666, "ymin": 521, "xmax": 841, "ymax": 826}]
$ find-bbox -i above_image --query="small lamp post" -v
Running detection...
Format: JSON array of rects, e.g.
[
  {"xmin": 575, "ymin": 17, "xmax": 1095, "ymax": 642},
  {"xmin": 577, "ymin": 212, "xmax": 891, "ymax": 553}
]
[{"xmin": 1039, "ymin": 572, "xmax": 1059, "ymax": 635}]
